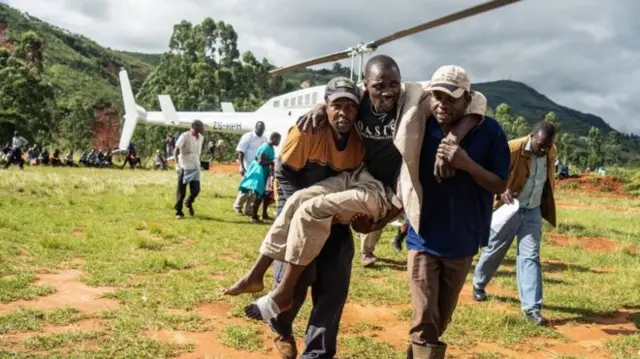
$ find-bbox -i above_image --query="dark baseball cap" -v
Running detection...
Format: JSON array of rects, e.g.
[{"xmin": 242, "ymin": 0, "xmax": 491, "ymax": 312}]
[{"xmin": 325, "ymin": 77, "xmax": 360, "ymax": 105}]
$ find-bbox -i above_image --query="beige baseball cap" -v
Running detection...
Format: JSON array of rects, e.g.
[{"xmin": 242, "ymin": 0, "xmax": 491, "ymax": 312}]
[{"xmin": 427, "ymin": 65, "xmax": 471, "ymax": 99}]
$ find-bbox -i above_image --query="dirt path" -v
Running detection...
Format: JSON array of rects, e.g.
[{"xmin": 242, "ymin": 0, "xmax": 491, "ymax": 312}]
[
  {"xmin": 2, "ymin": 267, "xmax": 638, "ymax": 358},
  {"xmin": 0, "ymin": 269, "xmax": 119, "ymax": 315}
]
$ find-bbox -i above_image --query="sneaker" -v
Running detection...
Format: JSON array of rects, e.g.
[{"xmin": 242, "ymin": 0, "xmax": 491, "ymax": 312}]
[
  {"xmin": 186, "ymin": 204, "xmax": 194, "ymax": 216},
  {"xmin": 360, "ymin": 253, "xmax": 377, "ymax": 267},
  {"xmin": 392, "ymin": 234, "xmax": 404, "ymax": 252},
  {"xmin": 176, "ymin": 212, "xmax": 185, "ymax": 219}
]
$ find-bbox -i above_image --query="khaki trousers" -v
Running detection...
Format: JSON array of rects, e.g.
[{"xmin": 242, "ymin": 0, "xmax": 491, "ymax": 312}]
[
  {"xmin": 233, "ymin": 191, "xmax": 255, "ymax": 215},
  {"xmin": 260, "ymin": 167, "xmax": 395, "ymax": 266},
  {"xmin": 407, "ymin": 250, "xmax": 473, "ymax": 345}
]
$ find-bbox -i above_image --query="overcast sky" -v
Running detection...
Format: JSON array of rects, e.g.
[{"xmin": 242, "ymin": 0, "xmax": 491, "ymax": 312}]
[{"xmin": 3, "ymin": 0, "xmax": 639, "ymax": 134}]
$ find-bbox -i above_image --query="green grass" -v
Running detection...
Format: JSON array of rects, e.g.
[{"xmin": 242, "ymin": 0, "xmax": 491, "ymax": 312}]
[
  {"xmin": 0, "ymin": 167, "xmax": 639, "ymax": 358},
  {"xmin": 218, "ymin": 325, "xmax": 264, "ymax": 352}
]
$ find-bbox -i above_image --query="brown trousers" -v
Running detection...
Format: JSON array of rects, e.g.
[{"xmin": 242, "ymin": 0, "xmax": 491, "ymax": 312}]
[{"xmin": 407, "ymin": 250, "xmax": 473, "ymax": 345}]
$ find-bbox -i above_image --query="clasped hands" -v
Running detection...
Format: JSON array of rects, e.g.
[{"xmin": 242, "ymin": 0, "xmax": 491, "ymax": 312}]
[{"xmin": 434, "ymin": 138, "xmax": 472, "ymax": 183}]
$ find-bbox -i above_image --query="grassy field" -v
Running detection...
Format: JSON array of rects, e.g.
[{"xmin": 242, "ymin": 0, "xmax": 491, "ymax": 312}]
[{"xmin": 0, "ymin": 166, "xmax": 639, "ymax": 359}]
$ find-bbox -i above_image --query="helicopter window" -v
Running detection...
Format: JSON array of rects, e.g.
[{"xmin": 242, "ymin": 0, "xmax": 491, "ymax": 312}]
[
  {"xmin": 291, "ymin": 97, "xmax": 296, "ymax": 106},
  {"xmin": 312, "ymin": 92, "xmax": 318, "ymax": 104},
  {"xmin": 305, "ymin": 94, "xmax": 310, "ymax": 105},
  {"xmin": 283, "ymin": 98, "xmax": 289, "ymax": 107},
  {"xmin": 273, "ymin": 100, "xmax": 280, "ymax": 108}
]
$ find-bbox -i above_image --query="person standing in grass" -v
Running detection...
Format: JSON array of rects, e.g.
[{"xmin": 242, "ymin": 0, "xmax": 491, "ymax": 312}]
[
  {"xmin": 472, "ymin": 121, "xmax": 557, "ymax": 326},
  {"xmin": 3, "ymin": 131, "xmax": 28, "ymax": 170},
  {"xmin": 237, "ymin": 132, "xmax": 281, "ymax": 223},
  {"xmin": 233, "ymin": 121, "xmax": 267, "ymax": 216},
  {"xmin": 402, "ymin": 66, "xmax": 510, "ymax": 359},
  {"xmin": 174, "ymin": 120, "xmax": 205, "ymax": 219}
]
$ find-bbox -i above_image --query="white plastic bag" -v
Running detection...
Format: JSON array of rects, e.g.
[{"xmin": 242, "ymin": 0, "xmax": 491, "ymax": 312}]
[{"xmin": 490, "ymin": 199, "xmax": 520, "ymax": 236}]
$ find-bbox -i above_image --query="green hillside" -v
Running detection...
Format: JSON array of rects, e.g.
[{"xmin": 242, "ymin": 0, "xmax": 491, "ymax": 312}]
[{"xmin": 0, "ymin": 4, "xmax": 154, "ymax": 105}]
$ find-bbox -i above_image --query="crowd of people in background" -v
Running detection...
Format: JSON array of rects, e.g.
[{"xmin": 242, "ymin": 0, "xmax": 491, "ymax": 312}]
[{"xmin": 1, "ymin": 130, "xmax": 232, "ymax": 173}]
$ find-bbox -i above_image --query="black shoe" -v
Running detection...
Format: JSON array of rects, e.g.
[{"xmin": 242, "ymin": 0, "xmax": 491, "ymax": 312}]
[
  {"xmin": 392, "ymin": 234, "xmax": 404, "ymax": 252},
  {"xmin": 186, "ymin": 204, "xmax": 194, "ymax": 216},
  {"xmin": 472, "ymin": 286, "xmax": 487, "ymax": 302},
  {"xmin": 523, "ymin": 311, "xmax": 548, "ymax": 326},
  {"xmin": 176, "ymin": 212, "xmax": 185, "ymax": 219}
]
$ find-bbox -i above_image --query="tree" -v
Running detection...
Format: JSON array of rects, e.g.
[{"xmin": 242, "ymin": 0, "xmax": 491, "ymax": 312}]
[
  {"xmin": 587, "ymin": 127, "xmax": 603, "ymax": 168},
  {"xmin": 0, "ymin": 45, "xmax": 56, "ymax": 144},
  {"xmin": 14, "ymin": 31, "xmax": 44, "ymax": 72},
  {"xmin": 603, "ymin": 131, "xmax": 621, "ymax": 166},
  {"xmin": 133, "ymin": 18, "xmax": 294, "ymax": 156},
  {"xmin": 485, "ymin": 106, "xmax": 495, "ymax": 118},
  {"xmin": 57, "ymin": 99, "xmax": 94, "ymax": 151},
  {"xmin": 513, "ymin": 116, "xmax": 531, "ymax": 138},
  {"xmin": 495, "ymin": 103, "xmax": 515, "ymax": 139},
  {"xmin": 557, "ymin": 132, "xmax": 575, "ymax": 164},
  {"xmin": 543, "ymin": 111, "xmax": 561, "ymax": 133}
]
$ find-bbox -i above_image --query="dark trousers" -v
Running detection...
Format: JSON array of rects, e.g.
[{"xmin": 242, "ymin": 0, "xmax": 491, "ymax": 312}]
[
  {"xmin": 3, "ymin": 148, "xmax": 24, "ymax": 169},
  {"xmin": 408, "ymin": 250, "xmax": 473, "ymax": 346},
  {"xmin": 174, "ymin": 170, "xmax": 201, "ymax": 214},
  {"xmin": 269, "ymin": 224, "xmax": 354, "ymax": 358}
]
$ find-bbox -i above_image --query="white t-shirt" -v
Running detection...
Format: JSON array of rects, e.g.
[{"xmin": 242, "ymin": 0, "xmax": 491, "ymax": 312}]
[
  {"xmin": 175, "ymin": 131, "xmax": 204, "ymax": 170},
  {"xmin": 236, "ymin": 131, "xmax": 267, "ymax": 169},
  {"xmin": 11, "ymin": 136, "xmax": 28, "ymax": 149}
]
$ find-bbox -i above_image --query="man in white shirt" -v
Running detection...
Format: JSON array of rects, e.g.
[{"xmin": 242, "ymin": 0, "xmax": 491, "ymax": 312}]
[
  {"xmin": 174, "ymin": 120, "xmax": 205, "ymax": 219},
  {"xmin": 3, "ymin": 131, "xmax": 28, "ymax": 170},
  {"xmin": 233, "ymin": 121, "xmax": 267, "ymax": 215}
]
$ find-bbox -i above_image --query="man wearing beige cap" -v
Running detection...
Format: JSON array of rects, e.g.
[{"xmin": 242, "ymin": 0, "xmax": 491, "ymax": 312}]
[{"xmin": 399, "ymin": 65, "xmax": 510, "ymax": 359}]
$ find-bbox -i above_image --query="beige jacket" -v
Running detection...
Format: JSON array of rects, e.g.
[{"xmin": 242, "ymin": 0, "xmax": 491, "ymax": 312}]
[{"xmin": 393, "ymin": 83, "xmax": 487, "ymax": 233}]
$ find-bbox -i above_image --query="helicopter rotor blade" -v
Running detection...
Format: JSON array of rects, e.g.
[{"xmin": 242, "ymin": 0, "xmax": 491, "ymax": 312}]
[
  {"xmin": 268, "ymin": 0, "xmax": 522, "ymax": 76},
  {"xmin": 371, "ymin": 0, "xmax": 521, "ymax": 48},
  {"xmin": 269, "ymin": 49, "xmax": 353, "ymax": 76}
]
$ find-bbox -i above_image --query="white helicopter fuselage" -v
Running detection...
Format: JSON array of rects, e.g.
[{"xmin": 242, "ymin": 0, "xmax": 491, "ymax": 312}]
[{"xmin": 118, "ymin": 69, "xmax": 333, "ymax": 155}]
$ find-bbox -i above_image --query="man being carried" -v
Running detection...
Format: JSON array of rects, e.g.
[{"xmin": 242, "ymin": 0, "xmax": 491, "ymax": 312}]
[
  {"xmin": 401, "ymin": 65, "xmax": 510, "ymax": 359},
  {"xmin": 174, "ymin": 120, "xmax": 205, "ymax": 219},
  {"xmin": 223, "ymin": 77, "xmax": 402, "ymax": 320},
  {"xmin": 472, "ymin": 121, "xmax": 557, "ymax": 326}
]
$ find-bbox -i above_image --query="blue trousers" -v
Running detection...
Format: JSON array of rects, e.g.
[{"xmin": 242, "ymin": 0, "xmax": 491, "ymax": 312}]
[
  {"xmin": 269, "ymin": 224, "xmax": 354, "ymax": 358},
  {"xmin": 473, "ymin": 206, "xmax": 543, "ymax": 313}
]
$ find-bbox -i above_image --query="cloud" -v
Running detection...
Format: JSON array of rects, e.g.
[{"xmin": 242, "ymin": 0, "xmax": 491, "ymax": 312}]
[{"xmin": 4, "ymin": 0, "xmax": 640, "ymax": 133}]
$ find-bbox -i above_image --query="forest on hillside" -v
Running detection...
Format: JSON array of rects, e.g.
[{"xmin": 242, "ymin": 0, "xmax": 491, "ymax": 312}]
[{"xmin": 0, "ymin": 4, "xmax": 637, "ymax": 167}]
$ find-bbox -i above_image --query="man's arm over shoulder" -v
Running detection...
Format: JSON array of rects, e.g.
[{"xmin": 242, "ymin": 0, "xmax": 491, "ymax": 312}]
[{"xmin": 443, "ymin": 90, "xmax": 487, "ymax": 145}]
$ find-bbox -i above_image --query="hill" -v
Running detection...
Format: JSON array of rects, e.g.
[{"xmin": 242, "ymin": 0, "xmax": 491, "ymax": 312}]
[
  {"xmin": 0, "ymin": 4, "xmax": 155, "ymax": 102},
  {"xmin": 473, "ymin": 80, "xmax": 613, "ymax": 135}
]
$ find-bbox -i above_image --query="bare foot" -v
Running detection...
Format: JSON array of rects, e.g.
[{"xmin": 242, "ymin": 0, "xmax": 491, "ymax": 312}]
[{"xmin": 222, "ymin": 275, "xmax": 264, "ymax": 296}]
